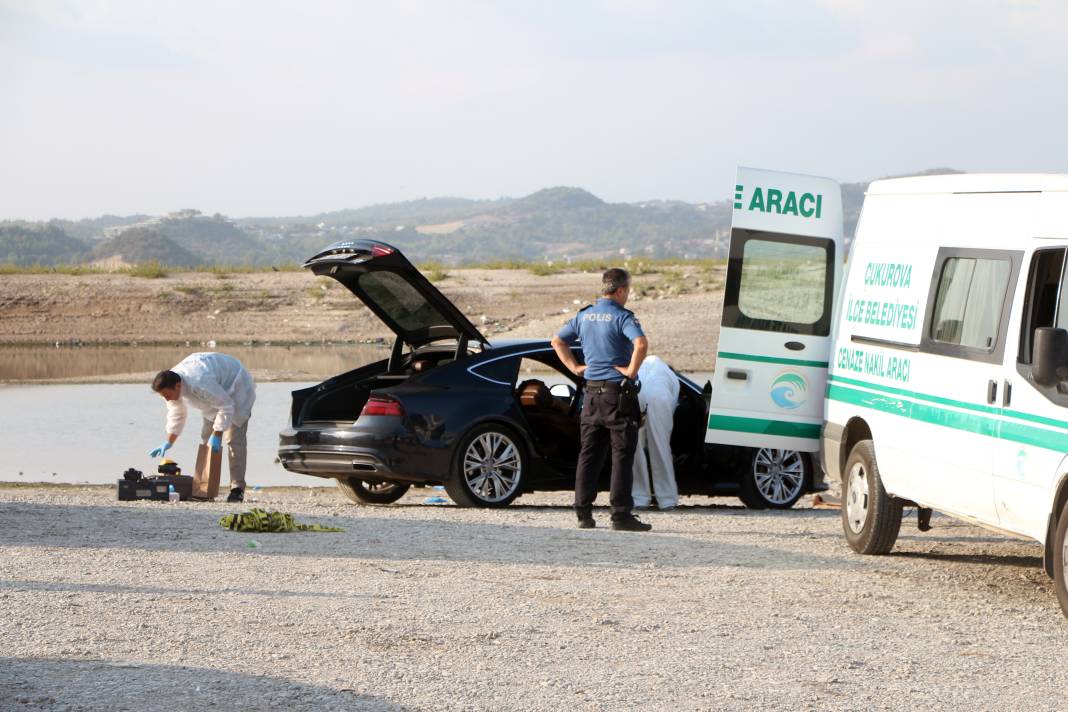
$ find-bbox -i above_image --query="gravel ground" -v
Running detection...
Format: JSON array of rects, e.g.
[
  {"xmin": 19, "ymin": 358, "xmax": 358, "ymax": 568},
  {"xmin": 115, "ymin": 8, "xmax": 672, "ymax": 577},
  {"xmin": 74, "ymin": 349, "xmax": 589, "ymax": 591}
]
[{"xmin": 1, "ymin": 484, "xmax": 1066, "ymax": 711}]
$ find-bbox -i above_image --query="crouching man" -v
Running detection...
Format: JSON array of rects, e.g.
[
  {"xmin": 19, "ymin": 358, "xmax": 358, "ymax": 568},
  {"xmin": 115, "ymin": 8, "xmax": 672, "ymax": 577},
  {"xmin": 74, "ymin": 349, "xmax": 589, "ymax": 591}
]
[{"xmin": 149, "ymin": 352, "xmax": 256, "ymax": 502}]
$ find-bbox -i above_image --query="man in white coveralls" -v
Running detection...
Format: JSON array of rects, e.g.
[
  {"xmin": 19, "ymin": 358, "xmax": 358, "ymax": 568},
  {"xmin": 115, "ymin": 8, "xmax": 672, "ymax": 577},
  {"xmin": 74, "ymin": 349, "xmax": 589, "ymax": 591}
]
[
  {"xmin": 631, "ymin": 355, "xmax": 680, "ymax": 510},
  {"xmin": 148, "ymin": 352, "xmax": 256, "ymax": 502}
]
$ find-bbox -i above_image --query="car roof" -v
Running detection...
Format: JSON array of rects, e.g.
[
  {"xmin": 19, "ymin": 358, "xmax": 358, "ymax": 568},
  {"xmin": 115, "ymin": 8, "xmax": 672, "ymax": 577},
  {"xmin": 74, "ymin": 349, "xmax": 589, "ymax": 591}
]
[{"xmin": 868, "ymin": 173, "xmax": 1068, "ymax": 196}]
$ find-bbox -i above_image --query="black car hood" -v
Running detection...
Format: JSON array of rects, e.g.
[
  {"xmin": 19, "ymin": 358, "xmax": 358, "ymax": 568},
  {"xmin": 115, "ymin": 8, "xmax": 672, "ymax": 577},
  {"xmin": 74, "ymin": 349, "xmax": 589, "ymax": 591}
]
[{"xmin": 304, "ymin": 240, "xmax": 487, "ymax": 347}]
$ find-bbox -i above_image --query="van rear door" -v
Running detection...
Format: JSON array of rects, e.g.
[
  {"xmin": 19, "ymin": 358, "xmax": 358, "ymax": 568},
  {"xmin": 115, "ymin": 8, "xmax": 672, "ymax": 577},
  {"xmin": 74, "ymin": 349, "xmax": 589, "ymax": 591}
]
[{"xmin": 706, "ymin": 167, "xmax": 844, "ymax": 452}]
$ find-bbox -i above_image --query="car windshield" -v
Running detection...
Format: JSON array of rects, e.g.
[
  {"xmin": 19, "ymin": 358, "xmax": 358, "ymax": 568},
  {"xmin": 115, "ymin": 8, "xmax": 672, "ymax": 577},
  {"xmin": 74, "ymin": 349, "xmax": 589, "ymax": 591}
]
[{"xmin": 358, "ymin": 270, "xmax": 452, "ymax": 332}]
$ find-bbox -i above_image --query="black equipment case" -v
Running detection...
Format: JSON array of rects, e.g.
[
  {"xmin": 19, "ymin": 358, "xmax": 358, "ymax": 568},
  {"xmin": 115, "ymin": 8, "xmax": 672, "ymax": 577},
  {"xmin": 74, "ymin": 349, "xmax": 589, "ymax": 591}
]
[
  {"xmin": 117, "ymin": 465, "xmax": 194, "ymax": 501},
  {"xmin": 117, "ymin": 477, "xmax": 170, "ymax": 501}
]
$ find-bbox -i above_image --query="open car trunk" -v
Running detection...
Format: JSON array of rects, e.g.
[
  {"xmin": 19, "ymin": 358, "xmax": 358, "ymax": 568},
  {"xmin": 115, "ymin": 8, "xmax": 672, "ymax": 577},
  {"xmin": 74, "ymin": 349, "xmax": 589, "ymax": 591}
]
[
  {"xmin": 290, "ymin": 359, "xmax": 395, "ymax": 427},
  {"xmin": 291, "ymin": 342, "xmax": 471, "ymax": 427}
]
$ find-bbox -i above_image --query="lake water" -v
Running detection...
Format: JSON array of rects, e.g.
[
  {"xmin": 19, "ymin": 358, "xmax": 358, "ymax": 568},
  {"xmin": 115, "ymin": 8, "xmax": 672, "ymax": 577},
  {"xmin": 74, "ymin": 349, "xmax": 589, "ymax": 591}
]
[
  {"xmin": 0, "ymin": 346, "xmax": 714, "ymax": 487},
  {"xmin": 0, "ymin": 344, "xmax": 389, "ymax": 382},
  {"xmin": 0, "ymin": 382, "xmax": 326, "ymax": 487}
]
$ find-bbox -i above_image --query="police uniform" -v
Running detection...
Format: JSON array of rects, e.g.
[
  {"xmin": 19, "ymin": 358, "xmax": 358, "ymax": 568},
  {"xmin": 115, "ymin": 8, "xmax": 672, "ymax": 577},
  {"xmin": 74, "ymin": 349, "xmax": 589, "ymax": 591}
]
[{"xmin": 557, "ymin": 297, "xmax": 645, "ymax": 521}]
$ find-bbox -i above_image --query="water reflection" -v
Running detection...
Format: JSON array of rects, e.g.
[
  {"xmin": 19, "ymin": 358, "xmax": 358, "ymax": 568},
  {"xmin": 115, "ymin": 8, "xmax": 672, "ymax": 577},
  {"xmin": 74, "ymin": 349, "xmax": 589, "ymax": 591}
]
[
  {"xmin": 0, "ymin": 344, "xmax": 389, "ymax": 382},
  {"xmin": 0, "ymin": 382, "xmax": 321, "ymax": 486}
]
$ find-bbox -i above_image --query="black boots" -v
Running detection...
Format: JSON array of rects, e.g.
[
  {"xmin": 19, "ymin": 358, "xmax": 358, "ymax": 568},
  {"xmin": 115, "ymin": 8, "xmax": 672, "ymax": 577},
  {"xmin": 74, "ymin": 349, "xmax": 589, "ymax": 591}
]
[
  {"xmin": 227, "ymin": 488, "xmax": 245, "ymax": 503},
  {"xmin": 577, "ymin": 509, "xmax": 652, "ymax": 532},
  {"xmin": 611, "ymin": 514, "xmax": 652, "ymax": 532}
]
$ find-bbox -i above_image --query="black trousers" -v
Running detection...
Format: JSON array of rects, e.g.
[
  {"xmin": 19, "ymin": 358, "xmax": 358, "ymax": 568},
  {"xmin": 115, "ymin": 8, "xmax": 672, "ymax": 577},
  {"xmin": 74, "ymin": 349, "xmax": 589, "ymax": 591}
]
[{"xmin": 574, "ymin": 386, "xmax": 639, "ymax": 518}]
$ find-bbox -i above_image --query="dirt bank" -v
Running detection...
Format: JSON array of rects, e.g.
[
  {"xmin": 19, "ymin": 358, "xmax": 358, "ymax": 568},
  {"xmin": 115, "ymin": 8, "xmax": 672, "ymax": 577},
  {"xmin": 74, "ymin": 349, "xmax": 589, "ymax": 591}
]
[{"xmin": 0, "ymin": 266, "xmax": 724, "ymax": 372}]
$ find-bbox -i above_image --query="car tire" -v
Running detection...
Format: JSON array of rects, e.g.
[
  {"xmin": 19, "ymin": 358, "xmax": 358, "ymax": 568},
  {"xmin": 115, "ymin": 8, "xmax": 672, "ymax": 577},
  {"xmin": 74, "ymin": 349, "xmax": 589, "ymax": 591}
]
[
  {"xmin": 738, "ymin": 447, "xmax": 810, "ymax": 510},
  {"xmin": 841, "ymin": 439, "xmax": 902, "ymax": 555},
  {"xmin": 445, "ymin": 423, "xmax": 526, "ymax": 508},
  {"xmin": 1052, "ymin": 497, "xmax": 1068, "ymax": 618},
  {"xmin": 336, "ymin": 477, "xmax": 410, "ymax": 505}
]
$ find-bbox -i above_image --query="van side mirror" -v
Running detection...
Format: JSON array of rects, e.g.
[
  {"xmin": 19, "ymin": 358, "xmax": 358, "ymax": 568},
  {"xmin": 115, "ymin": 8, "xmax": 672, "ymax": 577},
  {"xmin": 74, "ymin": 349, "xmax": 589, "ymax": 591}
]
[{"xmin": 1032, "ymin": 327, "xmax": 1068, "ymax": 387}]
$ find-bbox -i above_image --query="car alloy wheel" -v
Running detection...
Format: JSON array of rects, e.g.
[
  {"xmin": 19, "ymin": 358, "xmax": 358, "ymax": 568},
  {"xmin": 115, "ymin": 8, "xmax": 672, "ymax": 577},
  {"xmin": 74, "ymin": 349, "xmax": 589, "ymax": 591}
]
[
  {"xmin": 335, "ymin": 477, "xmax": 410, "ymax": 505},
  {"xmin": 752, "ymin": 448, "xmax": 806, "ymax": 506},
  {"xmin": 845, "ymin": 460, "xmax": 870, "ymax": 534},
  {"xmin": 462, "ymin": 431, "xmax": 522, "ymax": 503}
]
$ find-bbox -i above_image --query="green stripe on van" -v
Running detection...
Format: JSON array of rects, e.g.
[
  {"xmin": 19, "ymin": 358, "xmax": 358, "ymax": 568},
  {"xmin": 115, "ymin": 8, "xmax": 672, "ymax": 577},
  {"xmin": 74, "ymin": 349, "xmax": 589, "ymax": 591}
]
[
  {"xmin": 827, "ymin": 383, "xmax": 1068, "ymax": 452},
  {"xmin": 717, "ymin": 351, "xmax": 829, "ymax": 369},
  {"xmin": 707, "ymin": 415, "xmax": 821, "ymax": 439},
  {"xmin": 827, "ymin": 374, "xmax": 1068, "ymax": 432}
]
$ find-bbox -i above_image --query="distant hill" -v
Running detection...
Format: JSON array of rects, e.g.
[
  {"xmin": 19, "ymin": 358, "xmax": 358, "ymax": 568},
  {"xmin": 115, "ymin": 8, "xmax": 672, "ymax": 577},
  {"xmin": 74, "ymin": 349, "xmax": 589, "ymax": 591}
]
[
  {"xmin": 2, "ymin": 169, "xmax": 964, "ymax": 267},
  {"xmin": 239, "ymin": 186, "xmax": 733, "ymax": 264},
  {"xmin": 52, "ymin": 214, "xmax": 151, "ymax": 243},
  {"xmin": 151, "ymin": 211, "xmax": 269, "ymax": 265},
  {"xmin": 91, "ymin": 226, "xmax": 201, "ymax": 267},
  {"xmin": 0, "ymin": 223, "xmax": 88, "ymax": 266}
]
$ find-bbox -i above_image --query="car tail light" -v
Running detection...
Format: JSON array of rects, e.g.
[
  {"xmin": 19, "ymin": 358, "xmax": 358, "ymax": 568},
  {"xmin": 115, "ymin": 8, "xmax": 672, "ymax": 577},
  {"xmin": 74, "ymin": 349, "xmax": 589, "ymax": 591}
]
[
  {"xmin": 371, "ymin": 245, "xmax": 394, "ymax": 257},
  {"xmin": 360, "ymin": 395, "xmax": 404, "ymax": 417}
]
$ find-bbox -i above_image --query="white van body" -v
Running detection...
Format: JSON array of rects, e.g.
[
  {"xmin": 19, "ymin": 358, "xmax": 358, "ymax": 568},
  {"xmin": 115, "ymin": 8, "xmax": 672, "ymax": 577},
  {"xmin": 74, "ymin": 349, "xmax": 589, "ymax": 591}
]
[
  {"xmin": 823, "ymin": 173, "xmax": 1068, "ymax": 547},
  {"xmin": 709, "ymin": 169, "xmax": 1068, "ymax": 613}
]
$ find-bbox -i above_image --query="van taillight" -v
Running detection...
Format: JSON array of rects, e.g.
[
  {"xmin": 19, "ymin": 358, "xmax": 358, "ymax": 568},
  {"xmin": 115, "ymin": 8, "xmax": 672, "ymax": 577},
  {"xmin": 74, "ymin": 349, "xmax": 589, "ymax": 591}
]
[{"xmin": 361, "ymin": 396, "xmax": 404, "ymax": 417}]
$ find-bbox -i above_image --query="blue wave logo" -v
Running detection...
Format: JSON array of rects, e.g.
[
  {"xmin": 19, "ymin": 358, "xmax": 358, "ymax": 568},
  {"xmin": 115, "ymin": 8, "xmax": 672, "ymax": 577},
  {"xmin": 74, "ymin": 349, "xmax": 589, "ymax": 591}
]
[{"xmin": 770, "ymin": 371, "xmax": 808, "ymax": 410}]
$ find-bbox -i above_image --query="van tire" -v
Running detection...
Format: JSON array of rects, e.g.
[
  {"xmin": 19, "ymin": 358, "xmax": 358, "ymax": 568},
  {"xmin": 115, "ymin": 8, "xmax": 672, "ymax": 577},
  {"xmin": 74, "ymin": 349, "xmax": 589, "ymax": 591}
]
[
  {"xmin": 336, "ymin": 477, "xmax": 410, "ymax": 505},
  {"xmin": 738, "ymin": 448, "xmax": 811, "ymax": 510},
  {"xmin": 1052, "ymin": 498, "xmax": 1068, "ymax": 618},
  {"xmin": 841, "ymin": 439, "xmax": 902, "ymax": 555},
  {"xmin": 445, "ymin": 424, "xmax": 526, "ymax": 508}
]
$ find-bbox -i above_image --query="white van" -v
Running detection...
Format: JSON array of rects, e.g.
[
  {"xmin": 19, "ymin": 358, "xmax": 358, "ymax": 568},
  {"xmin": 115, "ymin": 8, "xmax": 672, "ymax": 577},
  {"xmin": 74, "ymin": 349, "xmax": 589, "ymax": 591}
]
[{"xmin": 708, "ymin": 168, "xmax": 1068, "ymax": 617}]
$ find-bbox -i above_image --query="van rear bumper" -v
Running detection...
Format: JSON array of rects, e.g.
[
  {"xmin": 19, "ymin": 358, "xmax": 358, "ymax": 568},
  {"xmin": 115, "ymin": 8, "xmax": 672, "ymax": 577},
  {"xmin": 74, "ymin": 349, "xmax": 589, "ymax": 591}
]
[{"xmin": 821, "ymin": 421, "xmax": 845, "ymax": 484}]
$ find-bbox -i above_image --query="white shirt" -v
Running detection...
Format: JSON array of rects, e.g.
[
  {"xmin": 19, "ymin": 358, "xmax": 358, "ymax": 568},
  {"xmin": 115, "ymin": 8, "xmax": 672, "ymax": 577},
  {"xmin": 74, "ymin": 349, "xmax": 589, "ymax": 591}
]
[
  {"xmin": 165, "ymin": 352, "xmax": 256, "ymax": 435},
  {"xmin": 637, "ymin": 355, "xmax": 680, "ymax": 408}
]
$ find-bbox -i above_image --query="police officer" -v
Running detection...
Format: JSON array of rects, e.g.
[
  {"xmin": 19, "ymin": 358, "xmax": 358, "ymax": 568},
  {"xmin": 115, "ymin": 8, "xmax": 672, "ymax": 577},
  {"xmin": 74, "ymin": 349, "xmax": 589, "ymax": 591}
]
[{"xmin": 551, "ymin": 268, "xmax": 651, "ymax": 531}]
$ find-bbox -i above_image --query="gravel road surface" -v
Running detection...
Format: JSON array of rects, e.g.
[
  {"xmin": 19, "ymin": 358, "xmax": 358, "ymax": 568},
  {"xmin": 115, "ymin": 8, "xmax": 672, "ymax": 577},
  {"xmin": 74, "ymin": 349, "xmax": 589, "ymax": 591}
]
[{"xmin": 1, "ymin": 485, "xmax": 1065, "ymax": 711}]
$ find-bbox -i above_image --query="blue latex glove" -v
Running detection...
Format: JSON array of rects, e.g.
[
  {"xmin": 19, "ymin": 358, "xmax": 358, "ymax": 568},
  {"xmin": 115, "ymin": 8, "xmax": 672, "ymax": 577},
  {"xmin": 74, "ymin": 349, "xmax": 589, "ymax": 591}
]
[
  {"xmin": 208, "ymin": 434, "xmax": 223, "ymax": 452},
  {"xmin": 149, "ymin": 441, "xmax": 172, "ymax": 458}
]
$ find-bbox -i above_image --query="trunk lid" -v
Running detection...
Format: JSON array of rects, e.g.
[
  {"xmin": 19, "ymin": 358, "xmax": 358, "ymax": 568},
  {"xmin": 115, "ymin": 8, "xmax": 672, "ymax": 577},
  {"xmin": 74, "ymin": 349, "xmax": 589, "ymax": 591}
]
[{"xmin": 304, "ymin": 240, "xmax": 488, "ymax": 347}]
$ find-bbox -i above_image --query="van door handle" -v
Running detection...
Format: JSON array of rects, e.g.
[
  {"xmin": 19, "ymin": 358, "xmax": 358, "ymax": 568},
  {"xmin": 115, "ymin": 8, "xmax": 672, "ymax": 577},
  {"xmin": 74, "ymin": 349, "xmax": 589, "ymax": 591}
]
[
  {"xmin": 987, "ymin": 380, "xmax": 998, "ymax": 405},
  {"xmin": 784, "ymin": 341, "xmax": 805, "ymax": 351},
  {"xmin": 726, "ymin": 370, "xmax": 748, "ymax": 381},
  {"xmin": 1003, "ymin": 380, "xmax": 1012, "ymax": 407}
]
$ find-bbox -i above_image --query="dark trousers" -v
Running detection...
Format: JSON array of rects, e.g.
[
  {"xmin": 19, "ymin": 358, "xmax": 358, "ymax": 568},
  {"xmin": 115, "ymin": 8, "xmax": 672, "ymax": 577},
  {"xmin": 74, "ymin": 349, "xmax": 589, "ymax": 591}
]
[{"xmin": 574, "ymin": 386, "xmax": 639, "ymax": 518}]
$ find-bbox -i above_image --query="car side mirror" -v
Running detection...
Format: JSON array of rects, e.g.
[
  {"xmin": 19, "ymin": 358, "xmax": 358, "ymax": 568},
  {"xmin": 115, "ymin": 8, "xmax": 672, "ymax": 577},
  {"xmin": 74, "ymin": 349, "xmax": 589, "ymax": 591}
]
[{"xmin": 1033, "ymin": 327, "xmax": 1068, "ymax": 387}]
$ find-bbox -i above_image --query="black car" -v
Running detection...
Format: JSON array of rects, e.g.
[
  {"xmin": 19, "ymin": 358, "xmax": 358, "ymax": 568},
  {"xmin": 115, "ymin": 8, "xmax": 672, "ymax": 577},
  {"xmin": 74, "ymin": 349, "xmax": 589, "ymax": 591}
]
[{"xmin": 278, "ymin": 240, "xmax": 826, "ymax": 508}]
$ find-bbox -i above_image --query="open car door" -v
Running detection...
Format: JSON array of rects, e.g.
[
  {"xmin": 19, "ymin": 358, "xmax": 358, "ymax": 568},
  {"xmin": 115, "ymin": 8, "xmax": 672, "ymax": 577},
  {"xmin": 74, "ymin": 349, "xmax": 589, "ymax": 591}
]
[{"xmin": 706, "ymin": 167, "xmax": 843, "ymax": 452}]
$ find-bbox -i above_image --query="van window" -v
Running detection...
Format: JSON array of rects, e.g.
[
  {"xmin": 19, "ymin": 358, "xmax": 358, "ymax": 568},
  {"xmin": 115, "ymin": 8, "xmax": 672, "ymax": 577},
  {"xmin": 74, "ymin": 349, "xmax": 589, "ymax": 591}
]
[
  {"xmin": 929, "ymin": 257, "xmax": 1011, "ymax": 349},
  {"xmin": 722, "ymin": 229, "xmax": 835, "ymax": 336},
  {"xmin": 738, "ymin": 240, "xmax": 828, "ymax": 324},
  {"xmin": 1019, "ymin": 248, "xmax": 1066, "ymax": 364}
]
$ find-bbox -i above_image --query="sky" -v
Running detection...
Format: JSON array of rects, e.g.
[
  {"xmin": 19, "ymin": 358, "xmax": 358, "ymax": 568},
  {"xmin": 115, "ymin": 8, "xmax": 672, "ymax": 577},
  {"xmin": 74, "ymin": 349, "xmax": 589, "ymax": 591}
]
[{"xmin": 2, "ymin": 0, "xmax": 1067, "ymax": 220}]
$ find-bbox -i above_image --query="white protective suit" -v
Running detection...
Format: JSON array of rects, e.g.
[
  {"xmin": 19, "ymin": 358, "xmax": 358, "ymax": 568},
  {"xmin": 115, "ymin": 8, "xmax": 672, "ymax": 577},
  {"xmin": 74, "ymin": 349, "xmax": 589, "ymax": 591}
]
[
  {"xmin": 632, "ymin": 355, "xmax": 680, "ymax": 509},
  {"xmin": 165, "ymin": 352, "xmax": 256, "ymax": 437}
]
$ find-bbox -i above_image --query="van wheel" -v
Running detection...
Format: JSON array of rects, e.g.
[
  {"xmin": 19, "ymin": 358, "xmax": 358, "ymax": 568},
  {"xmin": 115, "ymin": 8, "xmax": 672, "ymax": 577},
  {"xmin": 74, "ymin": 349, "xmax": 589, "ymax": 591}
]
[
  {"xmin": 841, "ymin": 439, "xmax": 902, "ymax": 554},
  {"xmin": 1052, "ymin": 498, "xmax": 1068, "ymax": 618},
  {"xmin": 738, "ymin": 448, "xmax": 810, "ymax": 510},
  {"xmin": 336, "ymin": 477, "xmax": 410, "ymax": 505},
  {"xmin": 445, "ymin": 424, "xmax": 526, "ymax": 508}
]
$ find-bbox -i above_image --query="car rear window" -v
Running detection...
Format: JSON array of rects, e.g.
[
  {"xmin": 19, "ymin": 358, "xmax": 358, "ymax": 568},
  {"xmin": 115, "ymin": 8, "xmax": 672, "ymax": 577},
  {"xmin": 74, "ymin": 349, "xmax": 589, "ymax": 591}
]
[{"xmin": 358, "ymin": 271, "xmax": 449, "ymax": 332}]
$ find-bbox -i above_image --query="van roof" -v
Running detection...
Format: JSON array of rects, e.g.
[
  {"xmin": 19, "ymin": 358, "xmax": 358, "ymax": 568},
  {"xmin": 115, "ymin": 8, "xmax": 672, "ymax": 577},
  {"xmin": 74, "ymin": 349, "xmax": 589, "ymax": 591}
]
[{"xmin": 868, "ymin": 173, "xmax": 1068, "ymax": 196}]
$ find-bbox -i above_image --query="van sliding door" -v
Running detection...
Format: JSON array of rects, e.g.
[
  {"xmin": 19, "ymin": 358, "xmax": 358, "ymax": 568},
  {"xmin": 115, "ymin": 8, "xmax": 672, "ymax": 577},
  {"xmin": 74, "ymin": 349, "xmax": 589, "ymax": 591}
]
[{"xmin": 706, "ymin": 167, "xmax": 843, "ymax": 452}]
